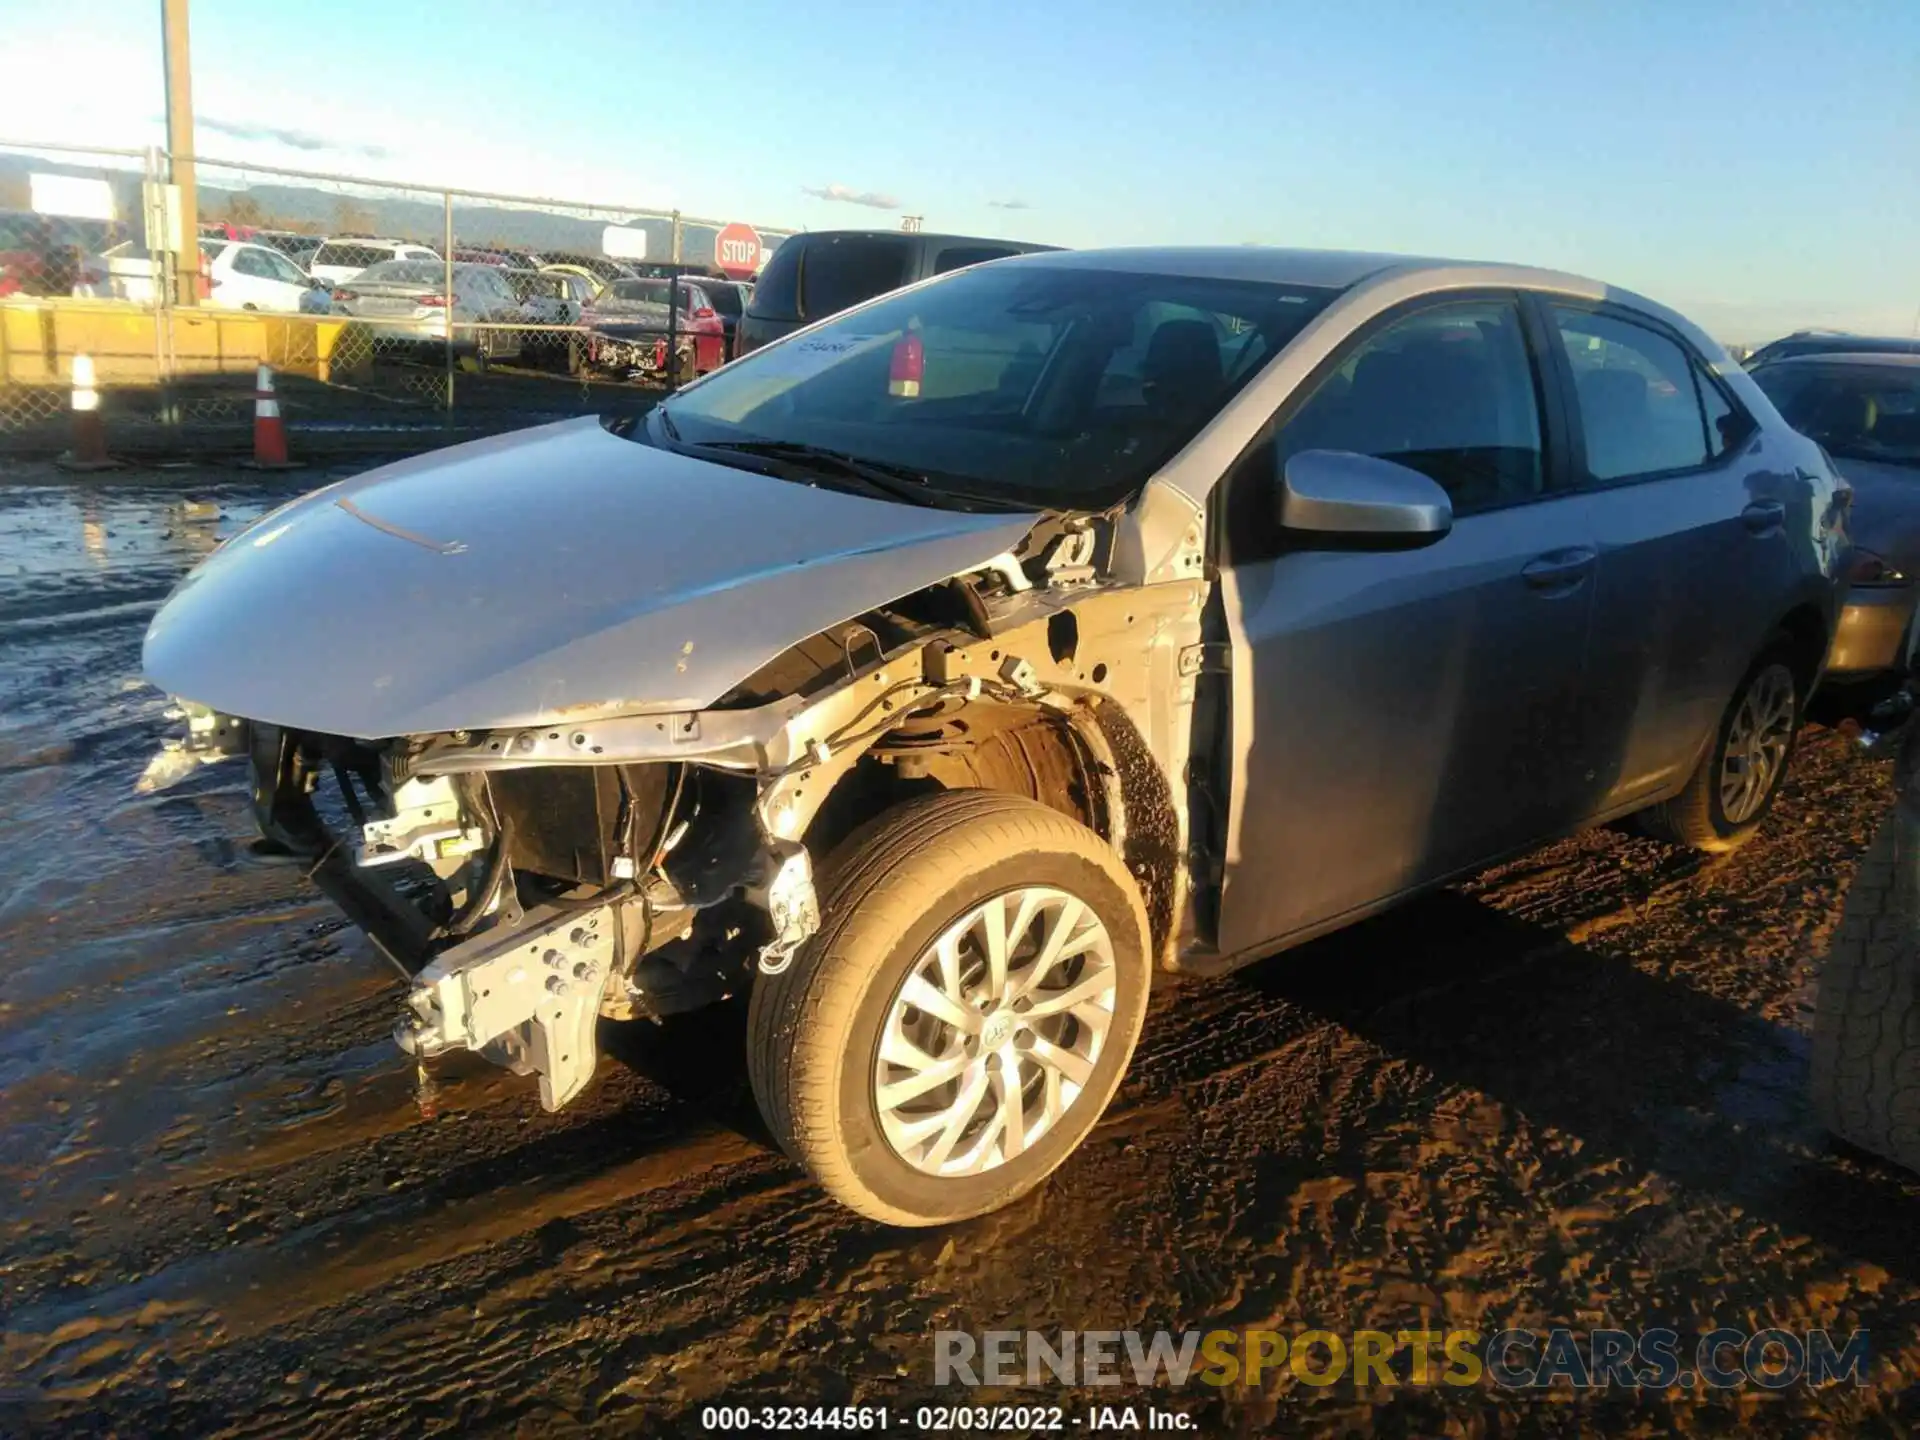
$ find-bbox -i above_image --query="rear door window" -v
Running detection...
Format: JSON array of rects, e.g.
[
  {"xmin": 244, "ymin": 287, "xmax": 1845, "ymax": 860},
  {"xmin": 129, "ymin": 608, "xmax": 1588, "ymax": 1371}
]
[
  {"xmin": 232, "ymin": 247, "xmax": 276, "ymax": 279},
  {"xmin": 748, "ymin": 239, "xmax": 801, "ymax": 320},
  {"xmin": 932, "ymin": 244, "xmax": 1019, "ymax": 276},
  {"xmin": 1550, "ymin": 306, "xmax": 1711, "ymax": 482},
  {"xmin": 798, "ymin": 235, "xmax": 912, "ymax": 320}
]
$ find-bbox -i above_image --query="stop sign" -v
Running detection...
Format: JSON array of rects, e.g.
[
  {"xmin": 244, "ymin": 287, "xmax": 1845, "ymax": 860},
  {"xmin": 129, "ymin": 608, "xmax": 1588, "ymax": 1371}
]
[{"xmin": 714, "ymin": 222, "xmax": 762, "ymax": 279}]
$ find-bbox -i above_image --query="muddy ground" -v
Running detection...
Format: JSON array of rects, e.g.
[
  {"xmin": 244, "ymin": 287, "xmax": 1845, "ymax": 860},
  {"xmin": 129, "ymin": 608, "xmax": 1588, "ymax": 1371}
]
[{"xmin": 0, "ymin": 460, "xmax": 1916, "ymax": 1438}]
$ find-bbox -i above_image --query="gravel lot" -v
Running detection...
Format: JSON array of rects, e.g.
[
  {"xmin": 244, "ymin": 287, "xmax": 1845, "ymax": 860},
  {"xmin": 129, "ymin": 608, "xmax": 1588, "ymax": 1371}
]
[{"xmin": 1, "ymin": 459, "xmax": 1916, "ymax": 1438}]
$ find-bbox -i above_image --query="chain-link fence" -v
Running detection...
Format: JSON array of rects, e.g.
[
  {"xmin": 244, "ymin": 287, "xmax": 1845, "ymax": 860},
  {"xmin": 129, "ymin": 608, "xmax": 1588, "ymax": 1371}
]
[{"xmin": 0, "ymin": 138, "xmax": 796, "ymax": 455}]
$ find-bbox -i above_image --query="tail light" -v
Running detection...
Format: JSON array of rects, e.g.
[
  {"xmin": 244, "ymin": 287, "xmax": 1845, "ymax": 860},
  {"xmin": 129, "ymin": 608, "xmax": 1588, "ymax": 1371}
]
[
  {"xmin": 1847, "ymin": 548, "xmax": 1909, "ymax": 586},
  {"xmin": 693, "ymin": 306, "xmax": 716, "ymax": 321},
  {"xmin": 652, "ymin": 339, "xmax": 667, "ymax": 368},
  {"xmin": 196, "ymin": 252, "xmax": 212, "ymax": 301},
  {"xmin": 415, "ymin": 294, "xmax": 449, "ymax": 308},
  {"xmin": 332, "ymin": 288, "xmax": 356, "ymax": 303},
  {"xmin": 888, "ymin": 331, "xmax": 923, "ymax": 398}
]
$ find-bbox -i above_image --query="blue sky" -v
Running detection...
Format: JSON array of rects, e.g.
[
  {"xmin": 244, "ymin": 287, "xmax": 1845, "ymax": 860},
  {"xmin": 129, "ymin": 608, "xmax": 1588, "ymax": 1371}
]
[{"xmin": 3, "ymin": 0, "xmax": 1916, "ymax": 341}]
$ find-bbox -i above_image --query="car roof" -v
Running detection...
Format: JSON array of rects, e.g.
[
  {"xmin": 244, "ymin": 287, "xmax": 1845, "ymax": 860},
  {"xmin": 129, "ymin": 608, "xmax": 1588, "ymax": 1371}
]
[
  {"xmin": 1760, "ymin": 351, "xmax": 1920, "ymax": 370},
  {"xmin": 793, "ymin": 228, "xmax": 1057, "ymax": 252},
  {"xmin": 1000, "ymin": 244, "xmax": 1615, "ymax": 292}
]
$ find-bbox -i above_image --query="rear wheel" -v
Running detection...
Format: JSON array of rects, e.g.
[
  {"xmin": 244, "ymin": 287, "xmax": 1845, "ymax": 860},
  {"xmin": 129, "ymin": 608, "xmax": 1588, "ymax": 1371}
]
[
  {"xmin": 1810, "ymin": 819, "xmax": 1920, "ymax": 1173},
  {"xmin": 747, "ymin": 792, "xmax": 1151, "ymax": 1226},
  {"xmin": 1641, "ymin": 642, "xmax": 1802, "ymax": 853}
]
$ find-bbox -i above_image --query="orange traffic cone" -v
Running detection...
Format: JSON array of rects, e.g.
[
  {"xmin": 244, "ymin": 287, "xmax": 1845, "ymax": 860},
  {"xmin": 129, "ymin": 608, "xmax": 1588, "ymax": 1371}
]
[
  {"xmin": 56, "ymin": 353, "xmax": 120, "ymax": 472},
  {"xmin": 242, "ymin": 364, "xmax": 301, "ymax": 469}
]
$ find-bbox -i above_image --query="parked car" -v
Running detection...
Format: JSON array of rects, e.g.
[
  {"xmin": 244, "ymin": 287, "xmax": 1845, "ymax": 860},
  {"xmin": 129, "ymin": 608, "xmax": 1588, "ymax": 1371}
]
[
  {"xmin": 500, "ymin": 267, "xmax": 588, "ymax": 367},
  {"xmin": 329, "ymin": 259, "xmax": 525, "ymax": 365},
  {"xmin": 539, "ymin": 262, "xmax": 606, "ymax": 298},
  {"xmin": 453, "ymin": 245, "xmax": 547, "ymax": 270},
  {"xmin": 0, "ymin": 210, "xmax": 120, "ymax": 297},
  {"xmin": 139, "ymin": 247, "xmax": 1846, "ymax": 1227},
  {"xmin": 702, "ymin": 278, "xmax": 752, "ymax": 360},
  {"xmin": 578, "ymin": 276, "xmax": 726, "ymax": 378},
  {"xmin": 87, "ymin": 236, "xmax": 212, "ymax": 304},
  {"xmin": 539, "ymin": 250, "xmax": 636, "ymax": 285},
  {"xmin": 255, "ymin": 230, "xmax": 325, "ymax": 270},
  {"xmin": 203, "ymin": 240, "xmax": 330, "ymax": 313},
  {"xmin": 1753, "ymin": 353, "xmax": 1920, "ymax": 692},
  {"xmin": 735, "ymin": 228, "xmax": 1060, "ymax": 356},
  {"xmin": 309, "ymin": 238, "xmax": 442, "ymax": 288},
  {"xmin": 1746, "ymin": 331, "xmax": 1920, "ymax": 369}
]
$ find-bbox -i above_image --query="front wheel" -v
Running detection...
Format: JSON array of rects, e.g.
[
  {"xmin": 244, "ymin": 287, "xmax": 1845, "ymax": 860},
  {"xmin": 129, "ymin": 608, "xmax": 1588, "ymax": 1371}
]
[
  {"xmin": 1640, "ymin": 642, "xmax": 1803, "ymax": 853},
  {"xmin": 747, "ymin": 791, "xmax": 1151, "ymax": 1226}
]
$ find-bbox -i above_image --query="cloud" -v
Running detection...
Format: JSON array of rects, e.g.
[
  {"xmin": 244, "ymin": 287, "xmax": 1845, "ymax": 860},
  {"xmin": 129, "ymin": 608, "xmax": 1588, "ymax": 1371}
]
[
  {"xmin": 987, "ymin": 198, "xmax": 1031, "ymax": 210},
  {"xmin": 801, "ymin": 183, "xmax": 900, "ymax": 210},
  {"xmin": 197, "ymin": 116, "xmax": 390, "ymax": 160}
]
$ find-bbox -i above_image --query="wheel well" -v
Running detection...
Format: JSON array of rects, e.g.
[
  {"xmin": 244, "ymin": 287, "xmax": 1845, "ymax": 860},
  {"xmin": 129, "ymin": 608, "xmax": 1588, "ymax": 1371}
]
[
  {"xmin": 802, "ymin": 700, "xmax": 1108, "ymax": 865},
  {"xmin": 1774, "ymin": 604, "xmax": 1829, "ymax": 693}
]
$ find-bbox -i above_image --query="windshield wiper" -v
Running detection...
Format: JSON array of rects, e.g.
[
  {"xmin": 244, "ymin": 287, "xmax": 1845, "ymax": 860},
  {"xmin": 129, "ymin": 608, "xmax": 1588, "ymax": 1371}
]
[{"xmin": 687, "ymin": 439, "xmax": 937, "ymax": 505}]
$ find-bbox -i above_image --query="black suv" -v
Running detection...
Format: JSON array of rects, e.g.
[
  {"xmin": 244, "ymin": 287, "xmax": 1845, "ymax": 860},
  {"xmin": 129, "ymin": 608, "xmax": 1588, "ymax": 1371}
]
[{"xmin": 735, "ymin": 229, "xmax": 1058, "ymax": 356}]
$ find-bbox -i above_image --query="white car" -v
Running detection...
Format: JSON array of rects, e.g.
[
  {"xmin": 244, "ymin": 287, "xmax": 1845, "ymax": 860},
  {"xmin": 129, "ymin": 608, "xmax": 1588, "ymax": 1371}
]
[
  {"xmin": 204, "ymin": 241, "xmax": 323, "ymax": 313},
  {"xmin": 308, "ymin": 238, "xmax": 441, "ymax": 288}
]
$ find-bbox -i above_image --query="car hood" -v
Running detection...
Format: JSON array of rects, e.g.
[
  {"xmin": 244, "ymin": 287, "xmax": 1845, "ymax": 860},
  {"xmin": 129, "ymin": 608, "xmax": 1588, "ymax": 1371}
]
[
  {"xmin": 1835, "ymin": 456, "xmax": 1920, "ymax": 570},
  {"xmin": 143, "ymin": 416, "xmax": 1038, "ymax": 739}
]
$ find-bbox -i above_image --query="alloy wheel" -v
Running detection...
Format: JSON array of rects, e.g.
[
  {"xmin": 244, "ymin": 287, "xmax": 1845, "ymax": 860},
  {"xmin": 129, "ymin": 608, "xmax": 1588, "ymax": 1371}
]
[
  {"xmin": 873, "ymin": 887, "xmax": 1117, "ymax": 1177},
  {"xmin": 1719, "ymin": 662, "xmax": 1796, "ymax": 824}
]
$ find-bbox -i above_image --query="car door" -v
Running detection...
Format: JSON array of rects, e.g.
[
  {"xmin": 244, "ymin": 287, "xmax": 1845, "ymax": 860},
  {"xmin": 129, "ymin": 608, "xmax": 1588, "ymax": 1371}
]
[
  {"xmin": 1213, "ymin": 294, "xmax": 1602, "ymax": 957},
  {"xmin": 1538, "ymin": 301, "xmax": 1800, "ymax": 807},
  {"xmin": 258, "ymin": 247, "xmax": 313, "ymax": 311}
]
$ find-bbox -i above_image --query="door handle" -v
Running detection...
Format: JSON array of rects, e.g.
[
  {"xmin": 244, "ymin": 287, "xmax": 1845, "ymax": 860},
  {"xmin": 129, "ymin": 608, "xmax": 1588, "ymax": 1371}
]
[
  {"xmin": 1743, "ymin": 500, "xmax": 1787, "ymax": 534},
  {"xmin": 1521, "ymin": 547, "xmax": 1597, "ymax": 590}
]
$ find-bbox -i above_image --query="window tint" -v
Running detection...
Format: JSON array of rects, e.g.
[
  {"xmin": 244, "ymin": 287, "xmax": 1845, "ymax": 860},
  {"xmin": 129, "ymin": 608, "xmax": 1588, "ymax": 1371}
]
[
  {"xmin": 798, "ymin": 235, "xmax": 911, "ymax": 319},
  {"xmin": 313, "ymin": 242, "xmax": 378, "ymax": 269},
  {"xmin": 232, "ymin": 247, "xmax": 275, "ymax": 279},
  {"xmin": 658, "ymin": 265, "xmax": 1336, "ymax": 511},
  {"xmin": 1552, "ymin": 307, "xmax": 1709, "ymax": 481},
  {"xmin": 933, "ymin": 244, "xmax": 1018, "ymax": 275},
  {"xmin": 1276, "ymin": 299, "xmax": 1545, "ymax": 515},
  {"xmin": 749, "ymin": 238, "xmax": 802, "ymax": 319},
  {"xmin": 1754, "ymin": 363, "xmax": 1920, "ymax": 468},
  {"xmin": 1696, "ymin": 364, "xmax": 1742, "ymax": 459}
]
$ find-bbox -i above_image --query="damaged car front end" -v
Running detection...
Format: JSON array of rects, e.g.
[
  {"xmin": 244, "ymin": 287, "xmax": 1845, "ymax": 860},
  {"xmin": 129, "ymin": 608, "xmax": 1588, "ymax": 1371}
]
[{"xmin": 140, "ymin": 248, "xmax": 1351, "ymax": 1224}]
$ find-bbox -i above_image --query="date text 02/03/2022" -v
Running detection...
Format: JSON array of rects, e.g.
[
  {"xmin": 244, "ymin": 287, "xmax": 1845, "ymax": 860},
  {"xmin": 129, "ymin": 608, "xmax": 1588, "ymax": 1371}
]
[{"xmin": 698, "ymin": 1403, "xmax": 1197, "ymax": 1431}]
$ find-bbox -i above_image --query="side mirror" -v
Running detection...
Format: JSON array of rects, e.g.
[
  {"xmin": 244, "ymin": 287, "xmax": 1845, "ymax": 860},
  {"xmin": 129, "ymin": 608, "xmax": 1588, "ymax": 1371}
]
[{"xmin": 1278, "ymin": 449, "xmax": 1452, "ymax": 542}]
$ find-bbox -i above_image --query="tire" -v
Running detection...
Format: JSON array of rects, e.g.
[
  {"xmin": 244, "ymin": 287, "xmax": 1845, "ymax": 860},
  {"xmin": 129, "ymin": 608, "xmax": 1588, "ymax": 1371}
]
[
  {"xmin": 459, "ymin": 329, "xmax": 493, "ymax": 375},
  {"xmin": 1640, "ymin": 641, "xmax": 1803, "ymax": 853},
  {"xmin": 747, "ymin": 791, "xmax": 1151, "ymax": 1226},
  {"xmin": 1810, "ymin": 819, "xmax": 1920, "ymax": 1173}
]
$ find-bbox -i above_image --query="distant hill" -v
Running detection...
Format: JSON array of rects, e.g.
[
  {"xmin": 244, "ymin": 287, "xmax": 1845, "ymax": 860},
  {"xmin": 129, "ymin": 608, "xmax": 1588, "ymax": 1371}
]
[{"xmin": 0, "ymin": 151, "xmax": 793, "ymax": 268}]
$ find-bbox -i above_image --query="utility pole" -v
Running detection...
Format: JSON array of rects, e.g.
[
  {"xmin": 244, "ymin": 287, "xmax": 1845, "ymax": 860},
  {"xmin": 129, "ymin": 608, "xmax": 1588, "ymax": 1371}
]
[{"xmin": 162, "ymin": 0, "xmax": 198, "ymax": 304}]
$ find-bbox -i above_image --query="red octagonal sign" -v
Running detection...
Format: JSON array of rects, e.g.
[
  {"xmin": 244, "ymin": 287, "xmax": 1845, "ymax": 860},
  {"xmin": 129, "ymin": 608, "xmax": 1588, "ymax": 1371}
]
[{"xmin": 714, "ymin": 222, "xmax": 763, "ymax": 279}]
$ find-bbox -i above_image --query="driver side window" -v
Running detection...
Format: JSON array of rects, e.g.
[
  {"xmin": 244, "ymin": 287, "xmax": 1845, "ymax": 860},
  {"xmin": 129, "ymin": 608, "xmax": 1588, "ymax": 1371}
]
[
  {"xmin": 1219, "ymin": 297, "xmax": 1546, "ymax": 565},
  {"xmin": 1277, "ymin": 298, "xmax": 1546, "ymax": 517}
]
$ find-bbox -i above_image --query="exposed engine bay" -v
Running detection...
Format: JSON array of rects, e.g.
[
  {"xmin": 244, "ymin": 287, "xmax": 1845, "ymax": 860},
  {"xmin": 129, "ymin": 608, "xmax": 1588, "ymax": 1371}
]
[{"xmin": 139, "ymin": 500, "xmax": 1210, "ymax": 1114}]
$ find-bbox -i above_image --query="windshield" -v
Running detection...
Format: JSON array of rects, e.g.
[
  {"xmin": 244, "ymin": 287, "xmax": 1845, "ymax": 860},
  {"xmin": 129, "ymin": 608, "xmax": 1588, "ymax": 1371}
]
[
  {"xmin": 604, "ymin": 278, "xmax": 671, "ymax": 307},
  {"xmin": 650, "ymin": 262, "xmax": 1338, "ymax": 509},
  {"xmin": 1755, "ymin": 363, "xmax": 1920, "ymax": 468}
]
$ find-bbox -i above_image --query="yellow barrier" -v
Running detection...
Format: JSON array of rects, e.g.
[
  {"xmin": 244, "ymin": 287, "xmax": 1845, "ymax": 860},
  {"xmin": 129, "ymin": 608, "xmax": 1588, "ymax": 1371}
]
[{"xmin": 0, "ymin": 299, "xmax": 352, "ymax": 387}]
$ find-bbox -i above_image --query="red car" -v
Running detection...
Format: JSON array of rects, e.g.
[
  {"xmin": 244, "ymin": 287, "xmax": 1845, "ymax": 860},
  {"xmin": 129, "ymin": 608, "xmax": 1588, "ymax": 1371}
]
[{"xmin": 579, "ymin": 277, "xmax": 728, "ymax": 379}]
